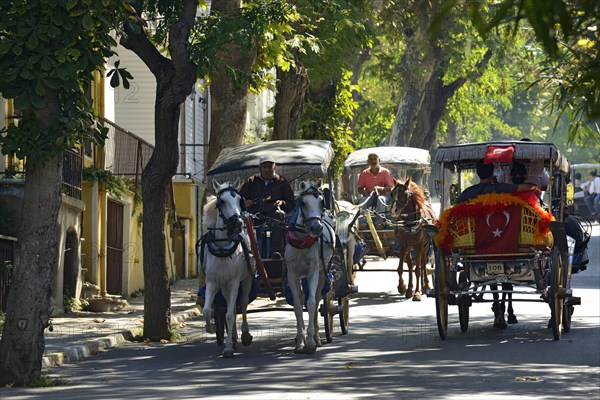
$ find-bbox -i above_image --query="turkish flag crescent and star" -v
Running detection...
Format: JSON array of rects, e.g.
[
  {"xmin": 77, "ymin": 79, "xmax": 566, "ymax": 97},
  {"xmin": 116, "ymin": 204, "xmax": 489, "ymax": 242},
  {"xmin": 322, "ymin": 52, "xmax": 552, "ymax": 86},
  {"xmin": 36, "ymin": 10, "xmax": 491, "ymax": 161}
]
[
  {"xmin": 484, "ymin": 145, "xmax": 515, "ymax": 164},
  {"xmin": 474, "ymin": 205, "xmax": 521, "ymax": 254}
]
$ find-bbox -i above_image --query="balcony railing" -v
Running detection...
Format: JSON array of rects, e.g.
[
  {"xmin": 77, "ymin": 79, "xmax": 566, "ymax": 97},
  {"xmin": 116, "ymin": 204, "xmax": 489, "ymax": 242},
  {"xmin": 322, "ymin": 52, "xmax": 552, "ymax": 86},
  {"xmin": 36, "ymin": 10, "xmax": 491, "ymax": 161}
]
[
  {"xmin": 100, "ymin": 117, "xmax": 154, "ymax": 185},
  {"xmin": 1, "ymin": 151, "xmax": 83, "ymax": 201}
]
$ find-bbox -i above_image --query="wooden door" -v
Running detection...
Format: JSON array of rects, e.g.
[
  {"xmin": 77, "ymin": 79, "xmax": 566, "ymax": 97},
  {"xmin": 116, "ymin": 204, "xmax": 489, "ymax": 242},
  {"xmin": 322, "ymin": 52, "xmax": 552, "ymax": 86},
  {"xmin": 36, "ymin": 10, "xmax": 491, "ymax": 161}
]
[{"xmin": 107, "ymin": 199, "xmax": 124, "ymax": 295}]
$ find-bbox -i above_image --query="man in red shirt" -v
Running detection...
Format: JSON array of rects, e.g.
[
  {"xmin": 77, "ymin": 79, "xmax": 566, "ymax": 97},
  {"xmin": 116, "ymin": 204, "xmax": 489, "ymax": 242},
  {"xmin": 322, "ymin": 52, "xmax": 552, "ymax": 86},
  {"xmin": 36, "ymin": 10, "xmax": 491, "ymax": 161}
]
[{"xmin": 357, "ymin": 153, "xmax": 394, "ymax": 212}]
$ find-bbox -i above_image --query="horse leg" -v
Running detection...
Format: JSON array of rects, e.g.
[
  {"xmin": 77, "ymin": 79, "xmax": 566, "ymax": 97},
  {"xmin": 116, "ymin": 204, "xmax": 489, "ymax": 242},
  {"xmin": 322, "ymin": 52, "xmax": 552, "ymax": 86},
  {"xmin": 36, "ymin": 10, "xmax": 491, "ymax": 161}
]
[
  {"xmin": 288, "ymin": 274, "xmax": 306, "ymax": 354},
  {"xmin": 422, "ymin": 244, "xmax": 434, "ymax": 292},
  {"xmin": 503, "ymin": 283, "xmax": 518, "ymax": 324},
  {"xmin": 397, "ymin": 250, "xmax": 407, "ymax": 295},
  {"xmin": 202, "ymin": 284, "xmax": 217, "ymax": 334},
  {"xmin": 405, "ymin": 252, "xmax": 415, "ymax": 299},
  {"xmin": 412, "ymin": 251, "xmax": 423, "ymax": 302},
  {"xmin": 492, "ymin": 285, "xmax": 507, "ymax": 329},
  {"xmin": 304, "ymin": 270, "xmax": 322, "ymax": 354},
  {"xmin": 240, "ymin": 276, "xmax": 253, "ymax": 346},
  {"xmin": 222, "ymin": 284, "xmax": 239, "ymax": 358}
]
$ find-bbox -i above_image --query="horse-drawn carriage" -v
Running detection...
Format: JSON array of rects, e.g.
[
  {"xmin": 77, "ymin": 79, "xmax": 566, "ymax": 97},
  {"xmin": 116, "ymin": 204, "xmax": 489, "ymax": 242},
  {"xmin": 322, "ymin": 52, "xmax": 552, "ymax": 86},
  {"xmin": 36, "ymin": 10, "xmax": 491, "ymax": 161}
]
[
  {"xmin": 199, "ymin": 140, "xmax": 356, "ymax": 356},
  {"xmin": 429, "ymin": 141, "xmax": 580, "ymax": 340},
  {"xmin": 342, "ymin": 146, "xmax": 432, "ymax": 260}
]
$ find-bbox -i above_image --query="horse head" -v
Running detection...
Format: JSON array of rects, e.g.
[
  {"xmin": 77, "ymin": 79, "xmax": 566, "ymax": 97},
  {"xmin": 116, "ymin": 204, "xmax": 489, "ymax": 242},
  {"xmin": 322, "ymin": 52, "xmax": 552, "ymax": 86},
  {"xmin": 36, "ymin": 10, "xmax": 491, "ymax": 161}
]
[
  {"xmin": 390, "ymin": 178, "xmax": 414, "ymax": 218},
  {"xmin": 212, "ymin": 179, "xmax": 244, "ymax": 237},
  {"xmin": 297, "ymin": 179, "xmax": 325, "ymax": 237}
]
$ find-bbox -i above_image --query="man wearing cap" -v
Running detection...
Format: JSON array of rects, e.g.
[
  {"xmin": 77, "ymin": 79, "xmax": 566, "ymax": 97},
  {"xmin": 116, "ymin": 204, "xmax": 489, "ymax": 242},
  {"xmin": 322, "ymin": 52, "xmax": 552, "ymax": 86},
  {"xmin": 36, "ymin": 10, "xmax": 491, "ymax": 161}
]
[
  {"xmin": 357, "ymin": 153, "xmax": 394, "ymax": 212},
  {"xmin": 240, "ymin": 155, "xmax": 295, "ymax": 257},
  {"xmin": 239, "ymin": 155, "xmax": 295, "ymax": 217}
]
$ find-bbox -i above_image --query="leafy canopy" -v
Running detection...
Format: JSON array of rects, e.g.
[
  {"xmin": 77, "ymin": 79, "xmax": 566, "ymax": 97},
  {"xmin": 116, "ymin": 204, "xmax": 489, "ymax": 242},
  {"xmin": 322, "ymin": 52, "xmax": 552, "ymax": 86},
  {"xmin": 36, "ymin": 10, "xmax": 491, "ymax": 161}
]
[{"xmin": 0, "ymin": 0, "xmax": 134, "ymax": 162}]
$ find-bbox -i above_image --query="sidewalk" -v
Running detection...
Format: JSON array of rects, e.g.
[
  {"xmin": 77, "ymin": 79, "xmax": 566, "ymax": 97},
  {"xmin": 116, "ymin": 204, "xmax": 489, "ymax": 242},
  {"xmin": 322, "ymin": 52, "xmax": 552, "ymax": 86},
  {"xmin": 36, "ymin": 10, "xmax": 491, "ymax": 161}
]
[{"xmin": 42, "ymin": 278, "xmax": 202, "ymax": 368}]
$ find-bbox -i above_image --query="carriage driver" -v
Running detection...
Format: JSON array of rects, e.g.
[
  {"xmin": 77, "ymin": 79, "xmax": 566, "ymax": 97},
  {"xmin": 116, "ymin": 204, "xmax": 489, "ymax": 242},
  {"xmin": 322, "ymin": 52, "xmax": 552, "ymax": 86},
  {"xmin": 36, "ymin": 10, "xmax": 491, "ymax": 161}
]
[
  {"xmin": 239, "ymin": 155, "xmax": 295, "ymax": 257},
  {"xmin": 357, "ymin": 153, "xmax": 394, "ymax": 213}
]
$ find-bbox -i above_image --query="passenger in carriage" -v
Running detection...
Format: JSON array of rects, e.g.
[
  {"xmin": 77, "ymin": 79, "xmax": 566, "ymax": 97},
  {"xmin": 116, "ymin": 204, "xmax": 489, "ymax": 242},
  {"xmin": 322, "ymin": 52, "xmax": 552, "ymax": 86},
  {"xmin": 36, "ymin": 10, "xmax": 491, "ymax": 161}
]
[
  {"xmin": 455, "ymin": 159, "xmax": 540, "ymax": 204},
  {"xmin": 357, "ymin": 152, "xmax": 394, "ymax": 213}
]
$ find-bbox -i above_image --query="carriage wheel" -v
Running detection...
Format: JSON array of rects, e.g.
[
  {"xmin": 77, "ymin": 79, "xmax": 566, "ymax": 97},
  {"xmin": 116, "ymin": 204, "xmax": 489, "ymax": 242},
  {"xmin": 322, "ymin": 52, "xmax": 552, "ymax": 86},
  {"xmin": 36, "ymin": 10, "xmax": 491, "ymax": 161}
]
[
  {"xmin": 339, "ymin": 296, "xmax": 349, "ymax": 335},
  {"xmin": 214, "ymin": 305, "xmax": 226, "ymax": 346},
  {"xmin": 550, "ymin": 246, "xmax": 564, "ymax": 340},
  {"xmin": 322, "ymin": 290, "xmax": 334, "ymax": 343},
  {"xmin": 434, "ymin": 247, "xmax": 449, "ymax": 340}
]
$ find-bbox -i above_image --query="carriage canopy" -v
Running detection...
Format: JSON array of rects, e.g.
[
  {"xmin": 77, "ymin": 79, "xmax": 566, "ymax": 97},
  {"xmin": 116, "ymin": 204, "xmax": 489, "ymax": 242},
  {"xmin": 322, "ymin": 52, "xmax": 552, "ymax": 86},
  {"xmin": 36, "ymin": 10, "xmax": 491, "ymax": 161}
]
[
  {"xmin": 434, "ymin": 141, "xmax": 569, "ymax": 173},
  {"xmin": 344, "ymin": 146, "xmax": 431, "ymax": 173},
  {"xmin": 207, "ymin": 140, "xmax": 335, "ymax": 187}
]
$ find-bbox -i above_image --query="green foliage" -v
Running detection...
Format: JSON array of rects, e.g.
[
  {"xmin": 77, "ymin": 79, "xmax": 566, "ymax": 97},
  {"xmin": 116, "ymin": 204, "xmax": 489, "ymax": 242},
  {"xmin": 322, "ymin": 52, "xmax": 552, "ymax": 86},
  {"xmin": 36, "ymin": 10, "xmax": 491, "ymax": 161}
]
[
  {"xmin": 82, "ymin": 167, "xmax": 133, "ymax": 200},
  {"xmin": 465, "ymin": 0, "xmax": 600, "ymax": 142},
  {"xmin": 0, "ymin": 313, "xmax": 4, "ymax": 334},
  {"xmin": 300, "ymin": 71, "xmax": 357, "ymax": 177},
  {"xmin": 188, "ymin": 0, "xmax": 297, "ymax": 92},
  {"xmin": 0, "ymin": 0, "xmax": 132, "ymax": 163},
  {"xmin": 63, "ymin": 295, "xmax": 88, "ymax": 313},
  {"xmin": 23, "ymin": 374, "xmax": 63, "ymax": 388}
]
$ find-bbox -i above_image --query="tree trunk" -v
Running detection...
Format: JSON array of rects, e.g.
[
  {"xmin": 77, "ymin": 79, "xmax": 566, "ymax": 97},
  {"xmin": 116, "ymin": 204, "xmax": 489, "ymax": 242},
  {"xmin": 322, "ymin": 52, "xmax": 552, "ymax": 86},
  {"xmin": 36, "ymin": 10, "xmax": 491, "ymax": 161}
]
[
  {"xmin": 272, "ymin": 62, "xmax": 308, "ymax": 140},
  {"xmin": 413, "ymin": 49, "xmax": 493, "ymax": 150},
  {"xmin": 206, "ymin": 0, "xmax": 257, "ymax": 171},
  {"xmin": 0, "ymin": 155, "xmax": 63, "ymax": 386},
  {"xmin": 388, "ymin": 1, "xmax": 439, "ymax": 147},
  {"xmin": 120, "ymin": 0, "xmax": 197, "ymax": 341}
]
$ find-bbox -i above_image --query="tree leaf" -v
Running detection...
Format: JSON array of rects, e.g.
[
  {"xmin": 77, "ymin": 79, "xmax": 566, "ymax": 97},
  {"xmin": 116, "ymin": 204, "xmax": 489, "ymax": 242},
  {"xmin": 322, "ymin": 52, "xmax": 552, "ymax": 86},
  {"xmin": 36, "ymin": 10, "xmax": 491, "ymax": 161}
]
[{"xmin": 109, "ymin": 72, "xmax": 120, "ymax": 88}]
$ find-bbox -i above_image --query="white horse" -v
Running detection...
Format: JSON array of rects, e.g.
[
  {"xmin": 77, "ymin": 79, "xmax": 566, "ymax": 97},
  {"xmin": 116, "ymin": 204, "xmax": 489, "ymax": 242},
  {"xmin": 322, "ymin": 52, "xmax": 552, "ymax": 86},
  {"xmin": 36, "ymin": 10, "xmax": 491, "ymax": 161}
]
[
  {"xmin": 284, "ymin": 179, "xmax": 336, "ymax": 354},
  {"xmin": 201, "ymin": 179, "xmax": 255, "ymax": 358}
]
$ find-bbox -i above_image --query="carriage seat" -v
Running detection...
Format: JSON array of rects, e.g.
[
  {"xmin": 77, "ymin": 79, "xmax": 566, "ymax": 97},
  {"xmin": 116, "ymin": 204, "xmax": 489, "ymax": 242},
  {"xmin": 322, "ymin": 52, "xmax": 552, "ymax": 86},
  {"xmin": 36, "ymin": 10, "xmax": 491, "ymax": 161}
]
[{"xmin": 435, "ymin": 192, "xmax": 554, "ymax": 256}]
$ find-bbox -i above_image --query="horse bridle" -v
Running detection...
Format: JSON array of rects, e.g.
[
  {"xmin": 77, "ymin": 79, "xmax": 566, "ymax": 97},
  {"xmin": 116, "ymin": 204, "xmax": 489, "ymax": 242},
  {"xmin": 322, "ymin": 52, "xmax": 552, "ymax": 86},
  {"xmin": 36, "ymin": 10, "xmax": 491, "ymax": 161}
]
[
  {"xmin": 298, "ymin": 186, "xmax": 325, "ymax": 226},
  {"xmin": 215, "ymin": 186, "xmax": 244, "ymax": 236}
]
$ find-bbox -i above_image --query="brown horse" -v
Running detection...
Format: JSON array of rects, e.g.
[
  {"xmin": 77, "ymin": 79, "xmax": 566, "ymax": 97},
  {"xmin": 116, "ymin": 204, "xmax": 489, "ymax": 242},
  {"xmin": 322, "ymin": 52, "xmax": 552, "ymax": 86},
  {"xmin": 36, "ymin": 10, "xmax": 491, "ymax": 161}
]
[{"xmin": 390, "ymin": 178, "xmax": 438, "ymax": 301}]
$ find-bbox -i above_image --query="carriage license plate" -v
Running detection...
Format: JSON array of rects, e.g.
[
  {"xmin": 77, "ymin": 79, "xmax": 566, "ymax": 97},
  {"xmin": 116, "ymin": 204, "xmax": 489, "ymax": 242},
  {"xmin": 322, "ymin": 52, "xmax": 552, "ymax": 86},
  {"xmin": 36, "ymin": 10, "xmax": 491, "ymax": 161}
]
[{"xmin": 485, "ymin": 262, "xmax": 504, "ymax": 275}]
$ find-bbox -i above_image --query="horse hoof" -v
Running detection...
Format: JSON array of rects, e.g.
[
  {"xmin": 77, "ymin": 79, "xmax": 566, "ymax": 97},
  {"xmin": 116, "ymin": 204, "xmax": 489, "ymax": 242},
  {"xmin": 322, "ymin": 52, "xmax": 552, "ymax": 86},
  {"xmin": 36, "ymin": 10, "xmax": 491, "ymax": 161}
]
[
  {"xmin": 206, "ymin": 324, "xmax": 216, "ymax": 334},
  {"xmin": 412, "ymin": 292, "xmax": 422, "ymax": 302},
  {"xmin": 508, "ymin": 315, "xmax": 518, "ymax": 324},
  {"xmin": 304, "ymin": 345, "xmax": 317, "ymax": 354},
  {"xmin": 494, "ymin": 321, "xmax": 507, "ymax": 329},
  {"xmin": 405, "ymin": 290, "xmax": 413, "ymax": 299},
  {"xmin": 294, "ymin": 346, "xmax": 305, "ymax": 355},
  {"xmin": 398, "ymin": 284, "xmax": 407, "ymax": 296},
  {"xmin": 242, "ymin": 332, "xmax": 253, "ymax": 346},
  {"xmin": 223, "ymin": 349, "xmax": 235, "ymax": 358}
]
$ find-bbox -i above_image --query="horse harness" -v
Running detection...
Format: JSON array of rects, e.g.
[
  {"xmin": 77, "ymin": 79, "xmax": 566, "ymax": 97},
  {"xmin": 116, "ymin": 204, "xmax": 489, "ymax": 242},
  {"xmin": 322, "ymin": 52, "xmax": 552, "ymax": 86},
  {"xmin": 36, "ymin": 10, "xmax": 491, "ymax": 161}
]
[
  {"xmin": 196, "ymin": 186, "xmax": 255, "ymax": 276},
  {"xmin": 286, "ymin": 185, "xmax": 334, "ymax": 263},
  {"xmin": 391, "ymin": 185, "xmax": 432, "ymax": 234}
]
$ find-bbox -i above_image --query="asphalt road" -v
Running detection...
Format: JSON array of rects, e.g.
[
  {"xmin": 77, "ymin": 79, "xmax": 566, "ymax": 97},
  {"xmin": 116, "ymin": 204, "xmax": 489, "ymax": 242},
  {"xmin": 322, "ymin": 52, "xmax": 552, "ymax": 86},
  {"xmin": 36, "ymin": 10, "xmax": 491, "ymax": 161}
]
[{"xmin": 3, "ymin": 226, "xmax": 599, "ymax": 400}]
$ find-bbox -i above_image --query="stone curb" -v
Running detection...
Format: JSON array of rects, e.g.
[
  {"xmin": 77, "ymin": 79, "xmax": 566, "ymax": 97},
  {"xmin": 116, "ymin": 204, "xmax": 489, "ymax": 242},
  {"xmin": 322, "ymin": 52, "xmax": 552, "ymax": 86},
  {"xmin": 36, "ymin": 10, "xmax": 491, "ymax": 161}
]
[{"xmin": 42, "ymin": 307, "xmax": 201, "ymax": 368}]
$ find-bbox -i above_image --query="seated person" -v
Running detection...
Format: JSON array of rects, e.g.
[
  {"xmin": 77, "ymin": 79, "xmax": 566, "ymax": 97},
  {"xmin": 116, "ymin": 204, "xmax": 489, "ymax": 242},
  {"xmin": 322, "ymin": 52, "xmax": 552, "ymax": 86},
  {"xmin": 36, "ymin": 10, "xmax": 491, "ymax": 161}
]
[
  {"xmin": 456, "ymin": 159, "xmax": 539, "ymax": 204},
  {"xmin": 357, "ymin": 153, "xmax": 394, "ymax": 213},
  {"xmin": 239, "ymin": 155, "xmax": 295, "ymax": 256}
]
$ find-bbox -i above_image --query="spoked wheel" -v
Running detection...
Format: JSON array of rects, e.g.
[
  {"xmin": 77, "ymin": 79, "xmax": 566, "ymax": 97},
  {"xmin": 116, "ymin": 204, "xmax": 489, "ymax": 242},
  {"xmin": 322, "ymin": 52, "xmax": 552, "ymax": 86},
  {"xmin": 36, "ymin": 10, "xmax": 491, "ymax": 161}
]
[
  {"xmin": 550, "ymin": 246, "xmax": 564, "ymax": 340},
  {"xmin": 458, "ymin": 272, "xmax": 470, "ymax": 332},
  {"xmin": 214, "ymin": 305, "xmax": 226, "ymax": 346},
  {"xmin": 339, "ymin": 296, "xmax": 349, "ymax": 335},
  {"xmin": 322, "ymin": 290, "xmax": 334, "ymax": 343},
  {"xmin": 434, "ymin": 247, "xmax": 449, "ymax": 340}
]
